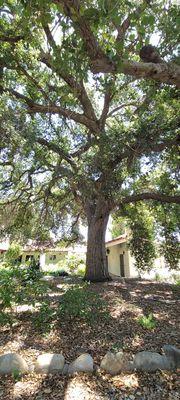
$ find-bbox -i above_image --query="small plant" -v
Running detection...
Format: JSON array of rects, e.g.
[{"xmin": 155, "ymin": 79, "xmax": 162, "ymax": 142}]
[
  {"xmin": 155, "ymin": 272, "xmax": 161, "ymax": 282},
  {"xmin": 138, "ymin": 313, "xmax": 156, "ymax": 330},
  {"xmin": 58, "ymin": 284, "xmax": 109, "ymax": 324},
  {"xmin": 47, "ymin": 269, "xmax": 69, "ymax": 277},
  {"xmin": 33, "ymin": 301, "xmax": 56, "ymax": 333},
  {"xmin": 111, "ymin": 341, "xmax": 123, "ymax": 353},
  {"xmin": 76, "ymin": 264, "xmax": 86, "ymax": 277},
  {"xmin": 0, "ymin": 311, "xmax": 15, "ymax": 327},
  {"xmin": 175, "ymin": 279, "xmax": 180, "ymax": 286},
  {"xmin": 172, "ymin": 278, "xmax": 180, "ymax": 298},
  {"xmin": 12, "ymin": 369, "xmax": 22, "ymax": 382}
]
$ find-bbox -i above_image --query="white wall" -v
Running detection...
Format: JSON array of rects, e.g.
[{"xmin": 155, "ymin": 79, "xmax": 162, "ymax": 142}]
[{"xmin": 106, "ymin": 243, "xmax": 131, "ymax": 278}]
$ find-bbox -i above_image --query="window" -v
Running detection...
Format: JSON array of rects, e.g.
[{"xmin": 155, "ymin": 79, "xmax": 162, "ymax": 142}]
[
  {"xmin": 49, "ymin": 254, "xmax": 56, "ymax": 261},
  {"xmin": 25, "ymin": 255, "xmax": 35, "ymax": 261}
]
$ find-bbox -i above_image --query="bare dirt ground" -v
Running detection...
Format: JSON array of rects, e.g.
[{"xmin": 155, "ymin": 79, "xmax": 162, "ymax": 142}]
[{"xmin": 0, "ymin": 278, "xmax": 179, "ymax": 400}]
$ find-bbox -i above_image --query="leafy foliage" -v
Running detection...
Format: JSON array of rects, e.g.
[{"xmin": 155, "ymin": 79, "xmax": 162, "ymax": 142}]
[
  {"xmin": 138, "ymin": 313, "xmax": 156, "ymax": 330},
  {"xmin": 58, "ymin": 284, "xmax": 109, "ymax": 323},
  {"xmin": 0, "ymin": 263, "xmax": 48, "ymax": 326},
  {"xmin": 33, "ymin": 300, "xmax": 56, "ymax": 333},
  {"xmin": 0, "ymin": 1, "xmax": 179, "ymax": 280},
  {"xmin": 4, "ymin": 243, "xmax": 22, "ymax": 265},
  {"xmin": 128, "ymin": 204, "xmax": 156, "ymax": 272}
]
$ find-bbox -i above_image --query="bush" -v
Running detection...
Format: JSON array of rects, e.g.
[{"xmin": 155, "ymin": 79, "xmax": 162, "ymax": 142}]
[
  {"xmin": 76, "ymin": 264, "xmax": 86, "ymax": 277},
  {"xmin": 47, "ymin": 269, "xmax": 69, "ymax": 277},
  {"xmin": 57, "ymin": 254, "xmax": 86, "ymax": 275},
  {"xmin": 4, "ymin": 243, "xmax": 22, "ymax": 265},
  {"xmin": 138, "ymin": 313, "xmax": 156, "ymax": 330},
  {"xmin": 0, "ymin": 264, "xmax": 48, "ymax": 326},
  {"xmin": 58, "ymin": 284, "xmax": 109, "ymax": 323},
  {"xmin": 32, "ymin": 301, "xmax": 56, "ymax": 333}
]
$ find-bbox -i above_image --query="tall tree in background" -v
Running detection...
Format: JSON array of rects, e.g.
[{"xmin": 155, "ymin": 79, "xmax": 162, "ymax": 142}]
[{"xmin": 0, "ymin": 0, "xmax": 179, "ymax": 281}]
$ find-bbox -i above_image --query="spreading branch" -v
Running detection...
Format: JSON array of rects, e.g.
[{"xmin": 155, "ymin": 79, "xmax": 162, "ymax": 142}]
[
  {"xmin": 1, "ymin": 86, "xmax": 99, "ymax": 132},
  {"xmin": 42, "ymin": 24, "xmax": 97, "ymax": 121},
  {"xmin": 54, "ymin": 0, "xmax": 180, "ymax": 87},
  {"xmin": 0, "ymin": 35, "xmax": 24, "ymax": 43},
  {"xmin": 91, "ymin": 59, "xmax": 180, "ymax": 88},
  {"xmin": 107, "ymin": 102, "xmax": 138, "ymax": 118},
  {"xmin": 121, "ymin": 192, "xmax": 180, "ymax": 205},
  {"xmin": 36, "ymin": 137, "xmax": 76, "ymax": 168},
  {"xmin": 109, "ymin": 137, "xmax": 179, "ymax": 170}
]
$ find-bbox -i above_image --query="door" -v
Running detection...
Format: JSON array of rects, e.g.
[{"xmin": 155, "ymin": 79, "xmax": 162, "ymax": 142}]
[{"xmin": 120, "ymin": 254, "xmax": 125, "ymax": 277}]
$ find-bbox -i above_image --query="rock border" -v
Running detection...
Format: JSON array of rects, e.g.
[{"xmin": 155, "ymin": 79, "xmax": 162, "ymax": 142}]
[{"xmin": 0, "ymin": 345, "xmax": 179, "ymax": 376}]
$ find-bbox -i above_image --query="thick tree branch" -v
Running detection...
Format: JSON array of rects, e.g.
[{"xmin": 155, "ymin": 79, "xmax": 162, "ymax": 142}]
[
  {"xmin": 121, "ymin": 192, "xmax": 180, "ymax": 204},
  {"xmin": 0, "ymin": 35, "xmax": 24, "ymax": 43},
  {"xmin": 71, "ymin": 136, "xmax": 98, "ymax": 158},
  {"xmin": 54, "ymin": 0, "xmax": 108, "ymax": 62},
  {"xmin": 99, "ymin": 84, "xmax": 115, "ymax": 129},
  {"xmin": 91, "ymin": 59, "xmax": 180, "ymax": 88},
  {"xmin": 109, "ymin": 138, "xmax": 179, "ymax": 170},
  {"xmin": 53, "ymin": 1, "xmax": 180, "ymax": 87},
  {"xmin": 28, "ymin": 103, "xmax": 99, "ymax": 132},
  {"xmin": 42, "ymin": 24, "xmax": 97, "ymax": 121},
  {"xmin": 1, "ymin": 86, "xmax": 99, "ymax": 132}
]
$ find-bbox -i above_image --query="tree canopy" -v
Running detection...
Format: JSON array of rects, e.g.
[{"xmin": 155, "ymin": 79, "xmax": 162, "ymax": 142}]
[{"xmin": 0, "ymin": 0, "xmax": 179, "ymax": 280}]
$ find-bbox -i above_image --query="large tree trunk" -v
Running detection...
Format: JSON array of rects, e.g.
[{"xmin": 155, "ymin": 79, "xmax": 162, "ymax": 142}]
[{"xmin": 84, "ymin": 200, "xmax": 112, "ymax": 282}]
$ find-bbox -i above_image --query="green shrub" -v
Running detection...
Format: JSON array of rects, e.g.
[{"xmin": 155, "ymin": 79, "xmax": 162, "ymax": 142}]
[
  {"xmin": 33, "ymin": 301, "xmax": 56, "ymax": 332},
  {"xmin": 12, "ymin": 369, "xmax": 22, "ymax": 382},
  {"xmin": 47, "ymin": 269, "xmax": 69, "ymax": 277},
  {"xmin": 4, "ymin": 243, "xmax": 22, "ymax": 265},
  {"xmin": 138, "ymin": 313, "xmax": 156, "ymax": 330},
  {"xmin": 58, "ymin": 284, "xmax": 109, "ymax": 323},
  {"xmin": 0, "ymin": 311, "xmax": 16, "ymax": 327},
  {"xmin": 155, "ymin": 272, "xmax": 162, "ymax": 282},
  {"xmin": 76, "ymin": 264, "xmax": 86, "ymax": 277},
  {"xmin": 0, "ymin": 265, "xmax": 48, "ymax": 326},
  {"xmin": 65, "ymin": 254, "xmax": 85, "ymax": 274}
]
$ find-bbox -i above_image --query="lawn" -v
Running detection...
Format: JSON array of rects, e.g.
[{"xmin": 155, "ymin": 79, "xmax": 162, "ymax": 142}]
[{"xmin": 0, "ymin": 275, "xmax": 179, "ymax": 400}]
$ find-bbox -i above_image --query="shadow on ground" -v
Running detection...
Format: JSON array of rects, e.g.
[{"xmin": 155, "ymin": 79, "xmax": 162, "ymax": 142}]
[{"xmin": 0, "ymin": 278, "xmax": 179, "ymax": 399}]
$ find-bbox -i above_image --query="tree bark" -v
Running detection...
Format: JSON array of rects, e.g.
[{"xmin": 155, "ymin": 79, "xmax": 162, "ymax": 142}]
[{"xmin": 84, "ymin": 200, "xmax": 112, "ymax": 282}]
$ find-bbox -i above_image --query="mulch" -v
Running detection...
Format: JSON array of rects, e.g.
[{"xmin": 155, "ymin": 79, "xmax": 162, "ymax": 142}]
[{"xmin": 0, "ymin": 278, "xmax": 179, "ymax": 399}]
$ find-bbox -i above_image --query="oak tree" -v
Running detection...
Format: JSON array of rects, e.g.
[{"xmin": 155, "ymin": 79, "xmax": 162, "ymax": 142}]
[{"xmin": 0, "ymin": 0, "xmax": 179, "ymax": 281}]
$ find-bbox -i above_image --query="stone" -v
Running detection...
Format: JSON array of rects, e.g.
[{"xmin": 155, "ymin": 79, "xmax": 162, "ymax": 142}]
[
  {"xmin": 62, "ymin": 363, "xmax": 69, "ymax": 375},
  {"xmin": 163, "ymin": 345, "xmax": 180, "ymax": 369},
  {"xmin": 133, "ymin": 351, "xmax": 172, "ymax": 372},
  {"xmin": 100, "ymin": 351, "xmax": 131, "ymax": 375},
  {"xmin": 35, "ymin": 353, "xmax": 65, "ymax": 373},
  {"xmin": 0, "ymin": 353, "xmax": 29, "ymax": 375},
  {"xmin": 68, "ymin": 353, "xmax": 93, "ymax": 375}
]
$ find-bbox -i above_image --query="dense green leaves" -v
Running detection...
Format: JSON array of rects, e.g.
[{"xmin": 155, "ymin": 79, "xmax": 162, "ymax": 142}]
[{"xmin": 0, "ymin": 1, "xmax": 179, "ymax": 277}]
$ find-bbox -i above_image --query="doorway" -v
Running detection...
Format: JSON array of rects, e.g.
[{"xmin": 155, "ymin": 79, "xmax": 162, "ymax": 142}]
[{"xmin": 120, "ymin": 254, "xmax": 125, "ymax": 277}]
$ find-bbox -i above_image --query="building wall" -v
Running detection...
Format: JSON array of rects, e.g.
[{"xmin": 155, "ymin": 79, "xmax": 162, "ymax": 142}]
[
  {"xmin": 106, "ymin": 243, "xmax": 178, "ymax": 280},
  {"xmin": 21, "ymin": 250, "xmax": 69, "ymax": 270},
  {"xmin": 21, "ymin": 251, "xmax": 40, "ymax": 264},
  {"xmin": 106, "ymin": 243, "xmax": 131, "ymax": 278},
  {"xmin": 44, "ymin": 251, "xmax": 68, "ymax": 270}
]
